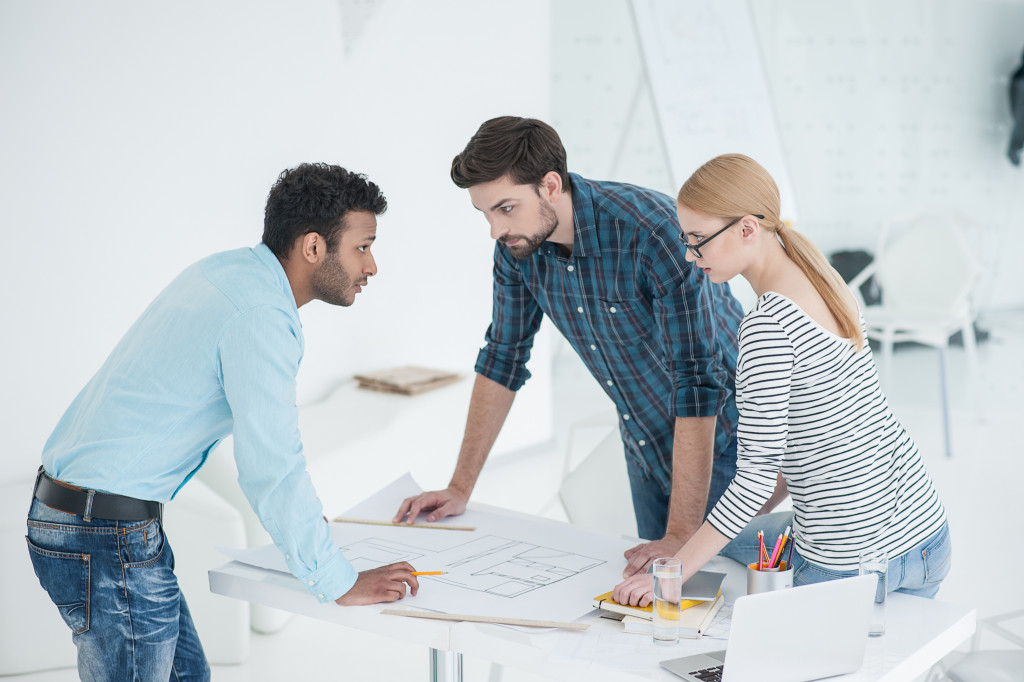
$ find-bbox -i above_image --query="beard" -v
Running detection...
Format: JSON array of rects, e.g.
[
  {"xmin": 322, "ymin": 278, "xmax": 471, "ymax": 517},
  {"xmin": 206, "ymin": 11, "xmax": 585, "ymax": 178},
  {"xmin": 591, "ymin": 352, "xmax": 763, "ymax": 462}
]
[
  {"xmin": 311, "ymin": 254, "xmax": 355, "ymax": 307},
  {"xmin": 501, "ymin": 200, "xmax": 559, "ymax": 259}
]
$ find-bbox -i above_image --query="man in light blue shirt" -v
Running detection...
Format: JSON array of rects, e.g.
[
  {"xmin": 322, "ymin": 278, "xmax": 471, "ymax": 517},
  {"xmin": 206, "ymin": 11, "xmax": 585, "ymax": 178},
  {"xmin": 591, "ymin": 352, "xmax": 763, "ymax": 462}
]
[{"xmin": 27, "ymin": 163, "xmax": 419, "ymax": 681}]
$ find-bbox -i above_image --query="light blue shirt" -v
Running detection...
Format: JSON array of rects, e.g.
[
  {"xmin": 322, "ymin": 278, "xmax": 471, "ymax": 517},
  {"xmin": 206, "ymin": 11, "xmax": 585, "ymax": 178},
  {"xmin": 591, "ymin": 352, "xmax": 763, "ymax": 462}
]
[{"xmin": 42, "ymin": 244, "xmax": 357, "ymax": 602}]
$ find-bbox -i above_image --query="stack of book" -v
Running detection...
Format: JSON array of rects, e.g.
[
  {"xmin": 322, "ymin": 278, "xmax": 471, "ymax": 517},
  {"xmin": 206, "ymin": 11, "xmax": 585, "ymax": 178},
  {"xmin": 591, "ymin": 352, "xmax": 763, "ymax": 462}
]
[
  {"xmin": 592, "ymin": 570, "xmax": 726, "ymax": 638},
  {"xmin": 354, "ymin": 366, "xmax": 461, "ymax": 395}
]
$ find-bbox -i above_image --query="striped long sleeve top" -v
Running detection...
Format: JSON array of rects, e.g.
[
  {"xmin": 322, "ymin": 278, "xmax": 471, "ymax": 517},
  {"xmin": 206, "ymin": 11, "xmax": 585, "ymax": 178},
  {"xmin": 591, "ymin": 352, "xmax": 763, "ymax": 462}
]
[{"xmin": 706, "ymin": 292, "xmax": 946, "ymax": 570}]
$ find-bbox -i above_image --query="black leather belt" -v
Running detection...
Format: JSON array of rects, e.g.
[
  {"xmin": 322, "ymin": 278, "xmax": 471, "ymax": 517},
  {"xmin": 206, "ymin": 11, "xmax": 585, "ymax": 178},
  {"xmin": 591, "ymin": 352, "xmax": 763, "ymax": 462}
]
[{"xmin": 33, "ymin": 467, "xmax": 163, "ymax": 522}]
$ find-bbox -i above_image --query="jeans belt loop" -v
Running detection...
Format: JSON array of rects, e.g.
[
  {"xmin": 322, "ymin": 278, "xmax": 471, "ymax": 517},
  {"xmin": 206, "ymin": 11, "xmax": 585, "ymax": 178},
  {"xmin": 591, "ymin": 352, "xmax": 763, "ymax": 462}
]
[{"xmin": 83, "ymin": 490, "xmax": 95, "ymax": 522}]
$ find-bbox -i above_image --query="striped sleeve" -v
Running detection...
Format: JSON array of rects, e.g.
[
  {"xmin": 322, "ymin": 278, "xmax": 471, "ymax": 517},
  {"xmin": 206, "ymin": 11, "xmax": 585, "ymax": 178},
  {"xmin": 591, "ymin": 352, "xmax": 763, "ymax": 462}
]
[{"xmin": 706, "ymin": 310, "xmax": 794, "ymax": 538}]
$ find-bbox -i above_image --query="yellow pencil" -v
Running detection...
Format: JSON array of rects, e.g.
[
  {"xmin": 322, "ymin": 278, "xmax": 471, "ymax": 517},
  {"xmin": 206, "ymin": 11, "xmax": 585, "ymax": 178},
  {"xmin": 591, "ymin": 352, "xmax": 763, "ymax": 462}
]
[{"xmin": 411, "ymin": 571, "xmax": 446, "ymax": 576}]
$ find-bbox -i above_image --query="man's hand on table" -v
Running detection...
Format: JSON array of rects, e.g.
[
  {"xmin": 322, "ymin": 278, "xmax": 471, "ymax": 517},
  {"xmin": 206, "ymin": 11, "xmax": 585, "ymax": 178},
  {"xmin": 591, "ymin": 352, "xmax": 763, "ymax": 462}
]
[
  {"xmin": 335, "ymin": 562, "xmax": 419, "ymax": 605},
  {"xmin": 392, "ymin": 487, "xmax": 469, "ymax": 524},
  {"xmin": 621, "ymin": 534, "xmax": 688, "ymax": 578}
]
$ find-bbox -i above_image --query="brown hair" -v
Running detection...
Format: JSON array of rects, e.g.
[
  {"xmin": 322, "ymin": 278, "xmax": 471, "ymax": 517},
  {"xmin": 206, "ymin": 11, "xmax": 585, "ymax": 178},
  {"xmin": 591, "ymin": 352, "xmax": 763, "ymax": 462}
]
[
  {"xmin": 451, "ymin": 116, "xmax": 570, "ymax": 190},
  {"xmin": 677, "ymin": 154, "xmax": 862, "ymax": 349}
]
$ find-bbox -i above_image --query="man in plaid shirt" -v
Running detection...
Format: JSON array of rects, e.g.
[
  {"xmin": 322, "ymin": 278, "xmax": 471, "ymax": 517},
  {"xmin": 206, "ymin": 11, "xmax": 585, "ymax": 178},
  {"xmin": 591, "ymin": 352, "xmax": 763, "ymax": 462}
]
[{"xmin": 395, "ymin": 117, "xmax": 745, "ymax": 575}]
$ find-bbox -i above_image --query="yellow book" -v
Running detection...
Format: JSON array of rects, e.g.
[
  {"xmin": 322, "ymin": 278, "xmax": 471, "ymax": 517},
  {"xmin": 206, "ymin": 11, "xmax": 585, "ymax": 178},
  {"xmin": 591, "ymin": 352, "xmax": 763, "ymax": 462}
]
[{"xmin": 591, "ymin": 590, "xmax": 711, "ymax": 620}]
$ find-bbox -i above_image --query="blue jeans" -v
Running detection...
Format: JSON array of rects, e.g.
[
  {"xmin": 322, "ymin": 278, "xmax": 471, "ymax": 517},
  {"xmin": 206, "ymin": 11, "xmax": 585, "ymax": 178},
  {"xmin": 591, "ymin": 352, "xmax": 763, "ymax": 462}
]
[
  {"xmin": 720, "ymin": 511, "xmax": 952, "ymax": 597},
  {"xmin": 626, "ymin": 441, "xmax": 738, "ymax": 541},
  {"xmin": 26, "ymin": 497, "xmax": 210, "ymax": 681}
]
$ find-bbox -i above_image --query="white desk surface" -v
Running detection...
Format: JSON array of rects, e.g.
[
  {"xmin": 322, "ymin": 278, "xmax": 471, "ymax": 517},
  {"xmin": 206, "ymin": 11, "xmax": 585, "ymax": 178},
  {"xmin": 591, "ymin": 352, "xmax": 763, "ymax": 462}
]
[{"xmin": 209, "ymin": 518, "xmax": 975, "ymax": 682}]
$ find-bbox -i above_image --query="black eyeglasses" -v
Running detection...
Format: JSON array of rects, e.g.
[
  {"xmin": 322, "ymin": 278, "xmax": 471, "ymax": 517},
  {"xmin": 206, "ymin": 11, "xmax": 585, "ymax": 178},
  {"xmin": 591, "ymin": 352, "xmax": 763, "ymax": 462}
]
[{"xmin": 680, "ymin": 214, "xmax": 764, "ymax": 259}]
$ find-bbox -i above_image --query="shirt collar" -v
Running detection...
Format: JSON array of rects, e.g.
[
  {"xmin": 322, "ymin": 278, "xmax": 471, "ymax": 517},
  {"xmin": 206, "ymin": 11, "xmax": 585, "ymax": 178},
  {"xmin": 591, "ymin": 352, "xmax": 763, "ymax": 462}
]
[
  {"xmin": 567, "ymin": 173, "xmax": 601, "ymax": 258},
  {"xmin": 254, "ymin": 242, "xmax": 299, "ymax": 312}
]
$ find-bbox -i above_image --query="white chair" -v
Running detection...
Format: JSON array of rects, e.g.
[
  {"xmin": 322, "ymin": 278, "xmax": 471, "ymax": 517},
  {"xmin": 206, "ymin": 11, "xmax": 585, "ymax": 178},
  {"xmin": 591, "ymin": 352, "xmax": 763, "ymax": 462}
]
[
  {"xmin": 848, "ymin": 210, "xmax": 982, "ymax": 457},
  {"xmin": 558, "ymin": 428, "xmax": 638, "ymax": 540}
]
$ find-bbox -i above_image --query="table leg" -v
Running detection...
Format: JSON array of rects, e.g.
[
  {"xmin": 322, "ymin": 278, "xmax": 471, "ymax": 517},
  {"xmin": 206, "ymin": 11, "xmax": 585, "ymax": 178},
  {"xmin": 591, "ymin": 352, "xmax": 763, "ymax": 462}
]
[{"xmin": 429, "ymin": 647, "xmax": 463, "ymax": 682}]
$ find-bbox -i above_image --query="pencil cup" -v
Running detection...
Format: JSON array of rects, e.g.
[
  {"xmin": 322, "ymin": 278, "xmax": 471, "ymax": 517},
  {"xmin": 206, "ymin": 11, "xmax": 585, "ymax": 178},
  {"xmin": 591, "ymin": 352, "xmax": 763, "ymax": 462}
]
[
  {"xmin": 746, "ymin": 562, "xmax": 793, "ymax": 595},
  {"xmin": 859, "ymin": 550, "xmax": 888, "ymax": 637},
  {"xmin": 652, "ymin": 558, "xmax": 683, "ymax": 645}
]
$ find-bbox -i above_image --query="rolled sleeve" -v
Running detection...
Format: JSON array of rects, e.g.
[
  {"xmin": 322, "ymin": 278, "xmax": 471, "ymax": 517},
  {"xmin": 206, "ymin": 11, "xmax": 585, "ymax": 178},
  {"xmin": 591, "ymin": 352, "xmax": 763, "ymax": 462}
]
[
  {"xmin": 643, "ymin": 232, "xmax": 729, "ymax": 419},
  {"xmin": 474, "ymin": 243, "xmax": 544, "ymax": 391},
  {"xmin": 219, "ymin": 306, "xmax": 357, "ymax": 602}
]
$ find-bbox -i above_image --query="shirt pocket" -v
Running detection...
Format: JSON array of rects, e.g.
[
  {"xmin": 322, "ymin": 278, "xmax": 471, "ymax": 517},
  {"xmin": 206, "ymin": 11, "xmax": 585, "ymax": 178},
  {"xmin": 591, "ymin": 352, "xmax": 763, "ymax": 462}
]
[{"xmin": 598, "ymin": 298, "xmax": 653, "ymax": 347}]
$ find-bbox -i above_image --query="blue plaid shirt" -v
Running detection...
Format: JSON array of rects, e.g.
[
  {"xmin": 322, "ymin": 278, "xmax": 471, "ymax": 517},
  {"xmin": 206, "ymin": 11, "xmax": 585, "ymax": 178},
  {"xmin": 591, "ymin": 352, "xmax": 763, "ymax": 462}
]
[{"xmin": 475, "ymin": 174, "xmax": 742, "ymax": 494}]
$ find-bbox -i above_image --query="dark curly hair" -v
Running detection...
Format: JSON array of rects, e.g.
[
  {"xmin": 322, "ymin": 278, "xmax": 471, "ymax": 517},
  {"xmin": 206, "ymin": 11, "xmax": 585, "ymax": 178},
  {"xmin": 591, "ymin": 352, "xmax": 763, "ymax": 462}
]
[
  {"xmin": 450, "ymin": 116, "xmax": 569, "ymax": 190},
  {"xmin": 262, "ymin": 163, "xmax": 387, "ymax": 257}
]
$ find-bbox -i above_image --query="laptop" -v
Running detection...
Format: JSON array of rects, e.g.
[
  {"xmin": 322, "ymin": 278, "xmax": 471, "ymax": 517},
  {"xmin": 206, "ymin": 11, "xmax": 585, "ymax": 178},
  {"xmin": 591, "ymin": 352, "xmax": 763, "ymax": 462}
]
[{"xmin": 660, "ymin": 574, "xmax": 876, "ymax": 682}]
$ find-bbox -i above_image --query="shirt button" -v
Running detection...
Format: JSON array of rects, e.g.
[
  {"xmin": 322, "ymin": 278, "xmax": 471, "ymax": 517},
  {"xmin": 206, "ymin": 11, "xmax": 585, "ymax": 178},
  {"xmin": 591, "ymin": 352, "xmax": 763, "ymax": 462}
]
[
  {"xmin": 567, "ymin": 265, "xmax": 574, "ymax": 272},
  {"xmin": 577, "ymin": 306, "xmax": 584, "ymax": 313},
  {"xmin": 623, "ymin": 414, "xmax": 630, "ymax": 421},
  {"xmin": 318, "ymin": 594, "xmax": 325, "ymax": 599},
  {"xmin": 590, "ymin": 344, "xmax": 597, "ymax": 350},
  {"xmin": 606, "ymin": 380, "xmax": 613, "ymax": 387},
  {"xmin": 639, "ymin": 440, "xmax": 646, "ymax": 446},
  {"xmin": 308, "ymin": 580, "xmax": 315, "ymax": 586},
  {"xmin": 609, "ymin": 306, "xmax": 617, "ymax": 313},
  {"xmin": 285, "ymin": 554, "xmax": 291, "ymax": 560}
]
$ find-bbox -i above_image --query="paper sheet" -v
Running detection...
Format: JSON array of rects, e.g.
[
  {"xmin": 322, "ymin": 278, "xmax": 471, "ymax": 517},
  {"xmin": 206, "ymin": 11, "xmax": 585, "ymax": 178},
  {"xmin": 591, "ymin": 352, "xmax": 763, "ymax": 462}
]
[{"xmin": 219, "ymin": 473, "xmax": 636, "ymax": 623}]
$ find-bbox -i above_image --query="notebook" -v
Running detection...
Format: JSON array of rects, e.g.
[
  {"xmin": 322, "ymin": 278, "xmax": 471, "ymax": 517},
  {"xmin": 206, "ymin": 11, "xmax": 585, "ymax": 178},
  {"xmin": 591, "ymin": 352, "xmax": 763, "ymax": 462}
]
[
  {"xmin": 593, "ymin": 570, "xmax": 726, "ymax": 619},
  {"xmin": 660, "ymin": 574, "xmax": 875, "ymax": 682}
]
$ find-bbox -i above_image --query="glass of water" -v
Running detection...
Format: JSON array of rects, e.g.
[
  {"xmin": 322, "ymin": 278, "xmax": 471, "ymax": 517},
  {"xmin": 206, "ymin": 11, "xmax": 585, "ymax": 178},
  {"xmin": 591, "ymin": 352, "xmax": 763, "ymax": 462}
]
[
  {"xmin": 652, "ymin": 557, "xmax": 683, "ymax": 645},
  {"xmin": 859, "ymin": 549, "xmax": 888, "ymax": 637}
]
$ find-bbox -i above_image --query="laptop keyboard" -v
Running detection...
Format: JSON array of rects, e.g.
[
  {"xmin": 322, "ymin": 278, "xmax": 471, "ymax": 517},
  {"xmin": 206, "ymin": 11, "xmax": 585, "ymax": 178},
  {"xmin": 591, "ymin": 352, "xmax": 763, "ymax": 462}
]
[{"xmin": 689, "ymin": 665, "xmax": 723, "ymax": 681}]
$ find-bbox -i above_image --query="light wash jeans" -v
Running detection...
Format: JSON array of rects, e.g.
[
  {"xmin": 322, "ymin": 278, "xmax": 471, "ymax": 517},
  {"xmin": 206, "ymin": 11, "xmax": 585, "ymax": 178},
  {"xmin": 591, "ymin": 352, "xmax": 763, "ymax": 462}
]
[
  {"xmin": 26, "ymin": 497, "xmax": 210, "ymax": 681},
  {"xmin": 720, "ymin": 510, "xmax": 952, "ymax": 597}
]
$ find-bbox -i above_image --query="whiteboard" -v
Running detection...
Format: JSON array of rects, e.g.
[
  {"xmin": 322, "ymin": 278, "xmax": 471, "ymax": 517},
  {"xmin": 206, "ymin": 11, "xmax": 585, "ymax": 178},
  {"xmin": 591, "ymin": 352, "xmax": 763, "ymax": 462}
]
[{"xmin": 631, "ymin": 0, "xmax": 798, "ymax": 221}]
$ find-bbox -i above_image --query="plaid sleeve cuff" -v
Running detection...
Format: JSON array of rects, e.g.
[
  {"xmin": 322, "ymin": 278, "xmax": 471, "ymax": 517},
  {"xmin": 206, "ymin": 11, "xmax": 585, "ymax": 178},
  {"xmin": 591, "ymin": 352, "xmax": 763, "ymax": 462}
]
[
  {"xmin": 474, "ymin": 344, "xmax": 532, "ymax": 391},
  {"xmin": 672, "ymin": 385, "xmax": 726, "ymax": 419}
]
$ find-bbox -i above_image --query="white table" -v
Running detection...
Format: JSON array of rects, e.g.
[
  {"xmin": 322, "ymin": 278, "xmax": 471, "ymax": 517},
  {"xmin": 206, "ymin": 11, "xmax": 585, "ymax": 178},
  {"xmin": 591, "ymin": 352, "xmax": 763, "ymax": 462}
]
[{"xmin": 209, "ymin": 517, "xmax": 975, "ymax": 682}]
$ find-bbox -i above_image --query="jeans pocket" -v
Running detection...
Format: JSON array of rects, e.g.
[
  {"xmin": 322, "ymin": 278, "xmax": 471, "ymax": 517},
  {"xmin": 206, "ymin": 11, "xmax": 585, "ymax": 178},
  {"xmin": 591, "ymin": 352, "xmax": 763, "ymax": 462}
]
[
  {"xmin": 922, "ymin": 524, "xmax": 952, "ymax": 585},
  {"xmin": 25, "ymin": 537, "xmax": 90, "ymax": 634},
  {"xmin": 121, "ymin": 518, "xmax": 165, "ymax": 567}
]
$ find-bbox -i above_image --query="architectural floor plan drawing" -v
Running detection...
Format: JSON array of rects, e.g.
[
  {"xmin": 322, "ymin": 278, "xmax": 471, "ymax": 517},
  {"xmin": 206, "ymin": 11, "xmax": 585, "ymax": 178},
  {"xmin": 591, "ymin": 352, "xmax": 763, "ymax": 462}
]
[
  {"xmin": 339, "ymin": 537, "xmax": 425, "ymax": 572},
  {"xmin": 220, "ymin": 474, "xmax": 637, "ymax": 622},
  {"xmin": 339, "ymin": 534, "xmax": 605, "ymax": 598}
]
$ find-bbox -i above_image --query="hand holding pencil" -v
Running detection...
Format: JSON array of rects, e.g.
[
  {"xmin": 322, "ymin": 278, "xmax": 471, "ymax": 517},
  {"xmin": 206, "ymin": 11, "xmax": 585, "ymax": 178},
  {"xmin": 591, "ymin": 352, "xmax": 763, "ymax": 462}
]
[{"xmin": 335, "ymin": 562, "xmax": 420, "ymax": 606}]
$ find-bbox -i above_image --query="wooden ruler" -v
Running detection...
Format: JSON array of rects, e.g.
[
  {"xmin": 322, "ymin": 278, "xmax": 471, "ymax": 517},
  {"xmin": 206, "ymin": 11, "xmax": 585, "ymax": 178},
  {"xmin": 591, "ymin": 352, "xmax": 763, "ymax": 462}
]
[
  {"xmin": 332, "ymin": 516, "xmax": 475, "ymax": 532},
  {"xmin": 380, "ymin": 608, "xmax": 589, "ymax": 631}
]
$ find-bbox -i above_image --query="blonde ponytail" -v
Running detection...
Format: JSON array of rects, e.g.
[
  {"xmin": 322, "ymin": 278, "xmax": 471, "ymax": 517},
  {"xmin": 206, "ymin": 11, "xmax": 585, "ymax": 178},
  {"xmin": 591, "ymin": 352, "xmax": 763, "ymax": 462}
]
[{"xmin": 678, "ymin": 154, "xmax": 863, "ymax": 350}]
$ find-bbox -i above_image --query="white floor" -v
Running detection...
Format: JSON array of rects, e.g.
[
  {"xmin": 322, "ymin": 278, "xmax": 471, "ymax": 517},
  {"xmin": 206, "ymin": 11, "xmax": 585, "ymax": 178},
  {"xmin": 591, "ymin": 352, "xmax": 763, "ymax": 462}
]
[{"xmin": 9, "ymin": 309, "xmax": 1023, "ymax": 681}]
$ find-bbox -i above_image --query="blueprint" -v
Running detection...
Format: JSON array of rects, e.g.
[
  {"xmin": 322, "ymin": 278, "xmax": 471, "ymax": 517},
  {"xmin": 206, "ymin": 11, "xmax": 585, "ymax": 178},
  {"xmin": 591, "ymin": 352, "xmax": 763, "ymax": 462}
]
[
  {"xmin": 341, "ymin": 534, "xmax": 604, "ymax": 598},
  {"xmin": 219, "ymin": 473, "xmax": 636, "ymax": 623}
]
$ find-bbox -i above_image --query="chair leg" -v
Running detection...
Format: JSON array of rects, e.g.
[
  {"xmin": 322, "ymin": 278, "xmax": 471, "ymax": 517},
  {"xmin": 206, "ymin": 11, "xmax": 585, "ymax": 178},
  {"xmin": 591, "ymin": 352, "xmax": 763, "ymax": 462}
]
[
  {"xmin": 961, "ymin": 321, "xmax": 978, "ymax": 372},
  {"xmin": 961, "ymin": 322, "xmax": 978, "ymax": 419},
  {"xmin": 938, "ymin": 345, "xmax": 952, "ymax": 458}
]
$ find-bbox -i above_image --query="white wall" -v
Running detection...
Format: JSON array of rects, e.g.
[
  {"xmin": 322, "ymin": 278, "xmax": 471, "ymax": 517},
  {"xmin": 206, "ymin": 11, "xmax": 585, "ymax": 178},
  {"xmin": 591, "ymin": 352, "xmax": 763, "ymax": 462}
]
[
  {"xmin": 552, "ymin": 0, "xmax": 1024, "ymax": 312},
  {"xmin": 0, "ymin": 0, "xmax": 554, "ymax": 486}
]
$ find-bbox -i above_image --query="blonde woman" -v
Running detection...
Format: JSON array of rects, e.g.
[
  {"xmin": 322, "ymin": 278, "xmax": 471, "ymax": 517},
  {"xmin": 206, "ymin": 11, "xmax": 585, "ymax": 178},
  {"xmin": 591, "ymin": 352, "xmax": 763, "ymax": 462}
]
[{"xmin": 613, "ymin": 154, "xmax": 950, "ymax": 606}]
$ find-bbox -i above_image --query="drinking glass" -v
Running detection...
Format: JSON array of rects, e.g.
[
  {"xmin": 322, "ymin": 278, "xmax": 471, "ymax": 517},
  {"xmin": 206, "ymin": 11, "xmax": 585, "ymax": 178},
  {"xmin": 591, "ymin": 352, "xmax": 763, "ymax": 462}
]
[
  {"xmin": 652, "ymin": 558, "xmax": 683, "ymax": 645},
  {"xmin": 859, "ymin": 549, "xmax": 888, "ymax": 637}
]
